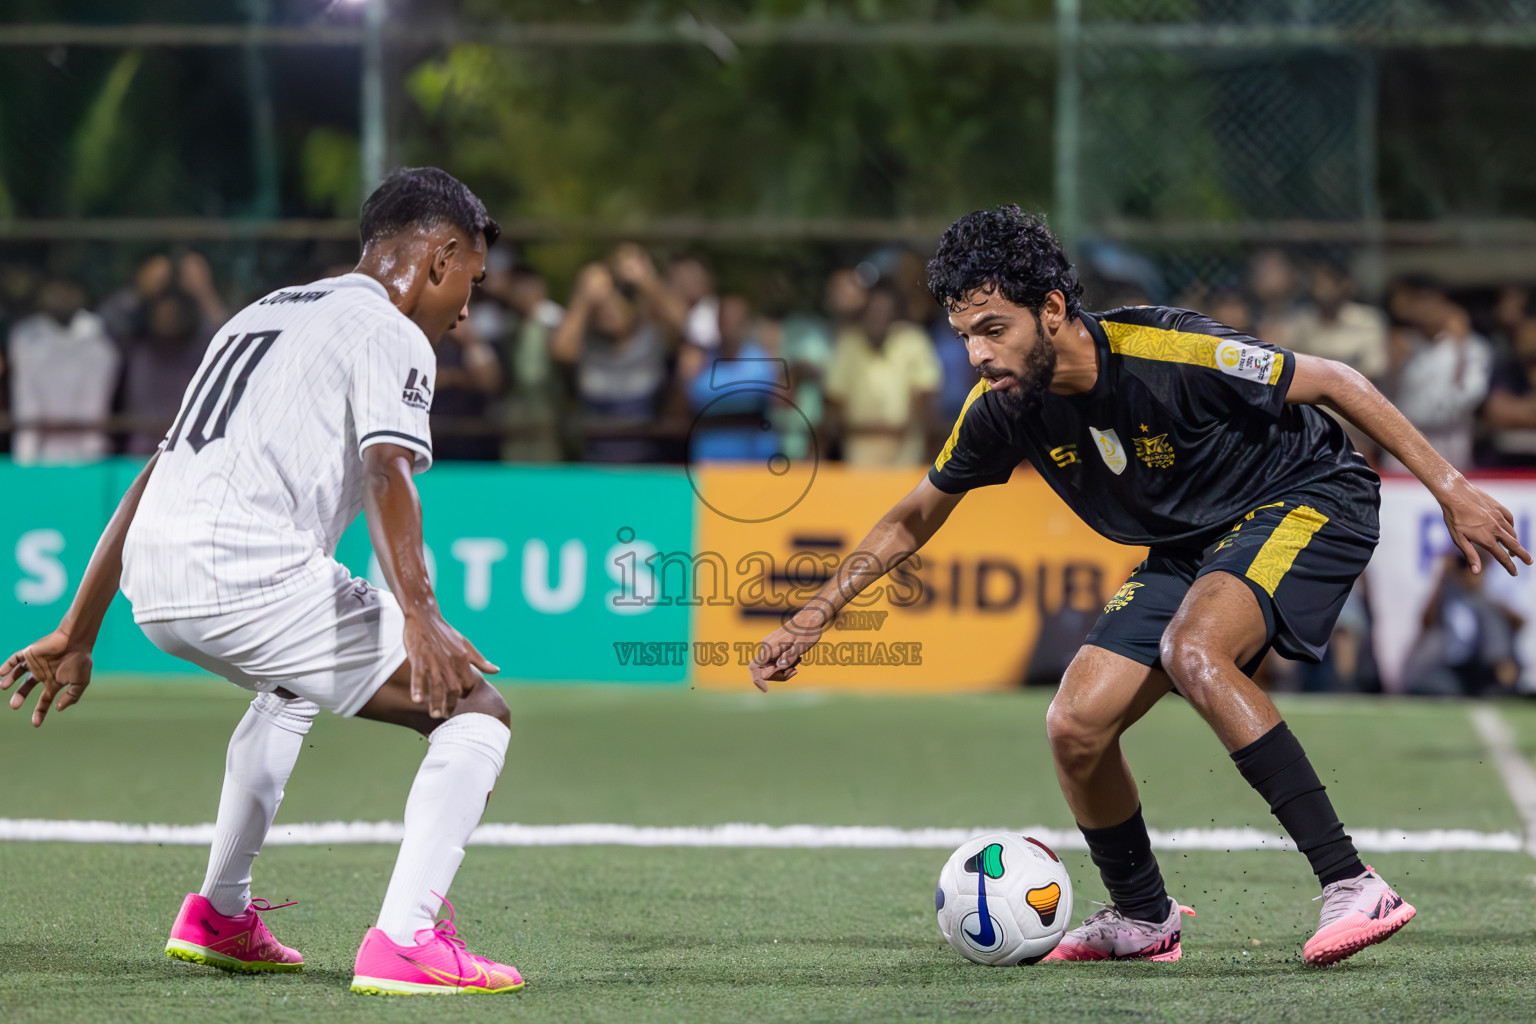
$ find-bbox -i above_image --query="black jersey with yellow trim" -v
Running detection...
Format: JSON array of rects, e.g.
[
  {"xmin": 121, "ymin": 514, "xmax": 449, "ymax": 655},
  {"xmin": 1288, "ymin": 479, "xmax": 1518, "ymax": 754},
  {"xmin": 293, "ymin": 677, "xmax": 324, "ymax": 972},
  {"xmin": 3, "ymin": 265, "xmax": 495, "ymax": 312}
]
[{"xmin": 927, "ymin": 305, "xmax": 1380, "ymax": 548}]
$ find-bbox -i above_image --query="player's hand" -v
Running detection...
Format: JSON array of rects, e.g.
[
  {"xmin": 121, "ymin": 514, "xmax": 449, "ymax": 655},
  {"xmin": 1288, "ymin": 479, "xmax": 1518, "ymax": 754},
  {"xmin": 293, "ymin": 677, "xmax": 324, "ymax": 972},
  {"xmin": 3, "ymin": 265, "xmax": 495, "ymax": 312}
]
[
  {"xmin": 401, "ymin": 613, "xmax": 500, "ymax": 719},
  {"xmin": 1, "ymin": 629, "xmax": 94, "ymax": 728},
  {"xmin": 748, "ymin": 605, "xmax": 831, "ymax": 692},
  {"xmin": 1438, "ymin": 476, "xmax": 1533, "ymax": 576}
]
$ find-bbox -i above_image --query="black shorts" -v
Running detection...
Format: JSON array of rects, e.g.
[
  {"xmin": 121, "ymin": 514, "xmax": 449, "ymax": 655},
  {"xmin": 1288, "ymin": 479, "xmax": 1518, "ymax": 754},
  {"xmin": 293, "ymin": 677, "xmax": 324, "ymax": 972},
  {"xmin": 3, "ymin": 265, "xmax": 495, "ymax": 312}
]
[{"xmin": 1082, "ymin": 494, "xmax": 1378, "ymax": 674}]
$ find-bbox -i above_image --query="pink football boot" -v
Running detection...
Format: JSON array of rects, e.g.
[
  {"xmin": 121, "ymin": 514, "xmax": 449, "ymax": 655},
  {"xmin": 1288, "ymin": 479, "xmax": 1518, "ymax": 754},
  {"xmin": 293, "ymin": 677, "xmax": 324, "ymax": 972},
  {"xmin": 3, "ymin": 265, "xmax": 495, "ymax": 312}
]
[
  {"xmin": 350, "ymin": 897, "xmax": 524, "ymax": 996},
  {"xmin": 165, "ymin": 893, "xmax": 303, "ymax": 973},
  {"xmin": 1304, "ymin": 865, "xmax": 1415, "ymax": 965},
  {"xmin": 1043, "ymin": 898, "xmax": 1194, "ymax": 962}
]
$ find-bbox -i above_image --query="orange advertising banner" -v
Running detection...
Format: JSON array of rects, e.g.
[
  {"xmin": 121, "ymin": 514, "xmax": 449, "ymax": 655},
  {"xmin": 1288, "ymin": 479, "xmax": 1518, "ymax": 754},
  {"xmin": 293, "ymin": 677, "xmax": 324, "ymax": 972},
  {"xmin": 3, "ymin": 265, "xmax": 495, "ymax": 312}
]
[{"xmin": 688, "ymin": 465, "xmax": 1146, "ymax": 692}]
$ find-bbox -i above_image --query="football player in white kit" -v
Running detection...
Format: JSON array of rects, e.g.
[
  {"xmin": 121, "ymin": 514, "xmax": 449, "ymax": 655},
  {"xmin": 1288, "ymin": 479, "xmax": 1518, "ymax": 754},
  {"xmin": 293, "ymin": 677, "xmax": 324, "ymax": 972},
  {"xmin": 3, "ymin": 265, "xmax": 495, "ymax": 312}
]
[{"xmin": 2, "ymin": 167, "xmax": 525, "ymax": 996}]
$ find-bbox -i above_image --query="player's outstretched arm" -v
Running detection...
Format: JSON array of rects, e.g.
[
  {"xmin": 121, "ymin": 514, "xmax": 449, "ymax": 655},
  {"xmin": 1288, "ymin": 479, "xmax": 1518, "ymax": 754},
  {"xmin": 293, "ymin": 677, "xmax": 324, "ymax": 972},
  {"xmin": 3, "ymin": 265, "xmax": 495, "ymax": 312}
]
[
  {"xmin": 749, "ymin": 476, "xmax": 963, "ymax": 691},
  {"xmin": 2, "ymin": 452, "xmax": 159, "ymax": 727},
  {"xmin": 361, "ymin": 443, "xmax": 499, "ymax": 719},
  {"xmin": 1287, "ymin": 353, "xmax": 1532, "ymax": 575}
]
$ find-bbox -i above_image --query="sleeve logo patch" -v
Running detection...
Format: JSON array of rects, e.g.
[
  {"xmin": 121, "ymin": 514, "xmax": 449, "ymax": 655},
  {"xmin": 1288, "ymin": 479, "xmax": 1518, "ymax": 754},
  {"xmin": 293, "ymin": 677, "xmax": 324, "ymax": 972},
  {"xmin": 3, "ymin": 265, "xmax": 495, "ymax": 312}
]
[
  {"xmin": 401, "ymin": 367, "xmax": 432, "ymax": 410},
  {"xmin": 1214, "ymin": 340, "xmax": 1276, "ymax": 384}
]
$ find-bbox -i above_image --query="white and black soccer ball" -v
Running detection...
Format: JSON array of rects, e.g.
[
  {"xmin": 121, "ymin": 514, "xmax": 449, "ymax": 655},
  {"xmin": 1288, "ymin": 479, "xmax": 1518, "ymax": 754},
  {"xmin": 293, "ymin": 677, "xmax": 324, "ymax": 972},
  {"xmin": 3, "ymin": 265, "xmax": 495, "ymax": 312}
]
[{"xmin": 935, "ymin": 832, "xmax": 1073, "ymax": 965}]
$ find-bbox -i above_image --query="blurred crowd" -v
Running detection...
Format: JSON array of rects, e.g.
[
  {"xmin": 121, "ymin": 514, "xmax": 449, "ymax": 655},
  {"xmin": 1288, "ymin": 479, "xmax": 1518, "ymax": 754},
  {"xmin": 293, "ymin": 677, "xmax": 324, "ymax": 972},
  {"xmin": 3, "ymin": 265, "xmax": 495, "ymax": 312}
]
[
  {"xmin": 463, "ymin": 243, "xmax": 956, "ymax": 468},
  {"xmin": 1168, "ymin": 252, "xmax": 1536, "ymax": 475},
  {"xmin": 2, "ymin": 242, "xmax": 1534, "ymax": 697},
  {"xmin": 0, "ymin": 252, "xmax": 229, "ymax": 463},
  {"xmin": 4, "ymin": 243, "xmax": 1534, "ymax": 480}
]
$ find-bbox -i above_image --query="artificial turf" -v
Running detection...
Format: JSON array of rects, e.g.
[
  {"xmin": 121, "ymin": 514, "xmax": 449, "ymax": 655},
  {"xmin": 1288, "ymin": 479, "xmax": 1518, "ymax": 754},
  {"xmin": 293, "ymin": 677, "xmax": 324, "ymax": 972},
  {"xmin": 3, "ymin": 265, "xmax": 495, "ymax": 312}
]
[{"xmin": 0, "ymin": 681, "xmax": 1532, "ymax": 1023}]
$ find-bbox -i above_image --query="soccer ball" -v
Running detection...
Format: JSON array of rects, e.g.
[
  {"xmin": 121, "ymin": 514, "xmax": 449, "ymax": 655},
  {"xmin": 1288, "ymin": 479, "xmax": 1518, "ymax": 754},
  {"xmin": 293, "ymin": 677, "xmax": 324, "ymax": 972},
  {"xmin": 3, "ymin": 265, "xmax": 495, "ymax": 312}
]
[{"xmin": 935, "ymin": 832, "xmax": 1073, "ymax": 965}]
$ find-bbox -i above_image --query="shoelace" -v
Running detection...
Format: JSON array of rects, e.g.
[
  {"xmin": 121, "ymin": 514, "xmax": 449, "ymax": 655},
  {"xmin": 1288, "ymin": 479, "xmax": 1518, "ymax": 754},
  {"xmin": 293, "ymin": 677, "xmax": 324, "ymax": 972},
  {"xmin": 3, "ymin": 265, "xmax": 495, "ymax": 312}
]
[
  {"xmin": 1079, "ymin": 902, "xmax": 1116, "ymax": 929},
  {"xmin": 1076, "ymin": 902, "xmax": 1134, "ymax": 940},
  {"xmin": 241, "ymin": 898, "xmax": 298, "ymax": 955},
  {"xmin": 1075, "ymin": 900, "xmax": 1194, "ymax": 941},
  {"xmin": 427, "ymin": 891, "xmax": 477, "ymax": 982},
  {"xmin": 249, "ymin": 898, "xmax": 298, "ymax": 913}
]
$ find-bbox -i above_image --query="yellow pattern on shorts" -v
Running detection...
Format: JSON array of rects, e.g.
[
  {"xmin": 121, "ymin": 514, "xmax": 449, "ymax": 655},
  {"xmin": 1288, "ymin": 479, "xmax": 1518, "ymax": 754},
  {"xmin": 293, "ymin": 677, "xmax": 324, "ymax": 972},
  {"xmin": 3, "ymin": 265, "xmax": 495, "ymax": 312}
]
[{"xmin": 1245, "ymin": 506, "xmax": 1329, "ymax": 596}]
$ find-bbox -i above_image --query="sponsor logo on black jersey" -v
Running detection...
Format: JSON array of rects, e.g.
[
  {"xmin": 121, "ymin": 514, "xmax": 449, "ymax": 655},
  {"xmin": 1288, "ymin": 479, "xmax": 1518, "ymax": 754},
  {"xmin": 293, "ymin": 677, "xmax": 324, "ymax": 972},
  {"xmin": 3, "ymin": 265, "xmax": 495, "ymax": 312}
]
[
  {"xmin": 1103, "ymin": 580, "xmax": 1144, "ymax": 613},
  {"xmin": 1215, "ymin": 338, "xmax": 1277, "ymax": 384},
  {"xmin": 402, "ymin": 368, "xmax": 432, "ymax": 410},
  {"xmin": 1133, "ymin": 432, "xmax": 1175, "ymax": 469}
]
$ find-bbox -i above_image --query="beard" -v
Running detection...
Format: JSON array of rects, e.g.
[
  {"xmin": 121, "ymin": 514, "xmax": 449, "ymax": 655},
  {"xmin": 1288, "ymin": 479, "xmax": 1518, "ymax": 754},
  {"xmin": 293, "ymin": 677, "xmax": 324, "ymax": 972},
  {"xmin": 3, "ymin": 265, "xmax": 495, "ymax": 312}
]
[{"xmin": 988, "ymin": 333, "xmax": 1057, "ymax": 416}]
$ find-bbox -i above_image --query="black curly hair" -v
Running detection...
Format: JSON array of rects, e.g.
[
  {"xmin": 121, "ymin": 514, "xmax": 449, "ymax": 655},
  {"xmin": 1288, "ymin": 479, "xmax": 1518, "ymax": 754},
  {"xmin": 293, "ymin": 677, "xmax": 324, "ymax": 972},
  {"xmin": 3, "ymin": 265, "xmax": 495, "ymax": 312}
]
[
  {"xmin": 926, "ymin": 206, "xmax": 1082, "ymax": 320},
  {"xmin": 359, "ymin": 166, "xmax": 500, "ymax": 249}
]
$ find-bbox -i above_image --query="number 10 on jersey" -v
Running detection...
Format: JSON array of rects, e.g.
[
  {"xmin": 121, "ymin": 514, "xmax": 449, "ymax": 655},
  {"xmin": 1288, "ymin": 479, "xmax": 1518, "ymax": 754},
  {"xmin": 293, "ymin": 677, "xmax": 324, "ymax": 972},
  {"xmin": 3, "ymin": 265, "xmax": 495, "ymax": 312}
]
[{"xmin": 165, "ymin": 330, "xmax": 281, "ymax": 453}]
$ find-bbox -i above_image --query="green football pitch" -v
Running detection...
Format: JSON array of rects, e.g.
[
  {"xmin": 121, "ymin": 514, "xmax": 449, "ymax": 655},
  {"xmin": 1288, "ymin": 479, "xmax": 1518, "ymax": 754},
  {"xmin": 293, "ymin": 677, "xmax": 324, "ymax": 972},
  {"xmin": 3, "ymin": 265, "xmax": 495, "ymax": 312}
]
[{"xmin": 2, "ymin": 680, "xmax": 1534, "ymax": 1023}]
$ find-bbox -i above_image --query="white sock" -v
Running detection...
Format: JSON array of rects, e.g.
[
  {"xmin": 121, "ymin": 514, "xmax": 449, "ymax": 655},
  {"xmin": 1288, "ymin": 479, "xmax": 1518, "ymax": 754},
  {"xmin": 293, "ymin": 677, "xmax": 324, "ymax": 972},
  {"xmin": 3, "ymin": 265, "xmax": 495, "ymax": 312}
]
[
  {"xmin": 200, "ymin": 692, "xmax": 318, "ymax": 917},
  {"xmin": 375, "ymin": 713, "xmax": 509, "ymax": 945}
]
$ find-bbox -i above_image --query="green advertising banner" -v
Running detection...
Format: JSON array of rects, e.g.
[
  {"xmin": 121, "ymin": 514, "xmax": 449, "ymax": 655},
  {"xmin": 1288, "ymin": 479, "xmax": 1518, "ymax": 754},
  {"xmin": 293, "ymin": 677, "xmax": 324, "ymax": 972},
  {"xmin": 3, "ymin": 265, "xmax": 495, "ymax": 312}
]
[
  {"xmin": 0, "ymin": 460, "xmax": 695, "ymax": 684},
  {"xmin": 335, "ymin": 464, "xmax": 695, "ymax": 684}
]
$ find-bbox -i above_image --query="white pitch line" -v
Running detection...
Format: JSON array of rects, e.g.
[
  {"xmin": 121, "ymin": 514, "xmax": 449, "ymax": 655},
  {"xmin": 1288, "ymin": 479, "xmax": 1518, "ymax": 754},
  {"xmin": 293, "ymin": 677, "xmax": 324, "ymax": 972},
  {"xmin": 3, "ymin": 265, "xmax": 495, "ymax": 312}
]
[
  {"xmin": 0, "ymin": 819, "xmax": 1522, "ymax": 852},
  {"xmin": 1469, "ymin": 706, "xmax": 1536, "ymax": 859}
]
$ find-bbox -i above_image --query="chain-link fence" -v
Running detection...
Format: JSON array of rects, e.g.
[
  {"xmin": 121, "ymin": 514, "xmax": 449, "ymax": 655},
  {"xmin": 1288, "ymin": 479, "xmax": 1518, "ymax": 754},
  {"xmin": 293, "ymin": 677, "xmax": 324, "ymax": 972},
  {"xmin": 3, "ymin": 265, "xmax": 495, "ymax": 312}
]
[
  {"xmin": 1064, "ymin": 0, "xmax": 1536, "ymax": 302},
  {"xmin": 3, "ymin": 4, "xmax": 1535, "ymax": 305}
]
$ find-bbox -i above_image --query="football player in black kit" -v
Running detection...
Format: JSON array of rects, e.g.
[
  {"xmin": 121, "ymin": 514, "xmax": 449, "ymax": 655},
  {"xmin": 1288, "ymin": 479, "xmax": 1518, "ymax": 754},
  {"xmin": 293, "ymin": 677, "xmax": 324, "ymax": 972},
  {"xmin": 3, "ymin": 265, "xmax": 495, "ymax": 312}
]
[{"xmin": 750, "ymin": 206, "xmax": 1530, "ymax": 965}]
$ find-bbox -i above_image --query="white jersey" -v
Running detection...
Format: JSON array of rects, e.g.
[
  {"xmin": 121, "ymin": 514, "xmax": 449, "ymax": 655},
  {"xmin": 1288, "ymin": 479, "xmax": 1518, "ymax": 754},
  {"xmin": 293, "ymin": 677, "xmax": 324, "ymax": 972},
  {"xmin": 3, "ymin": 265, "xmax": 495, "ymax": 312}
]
[{"xmin": 122, "ymin": 273, "xmax": 434, "ymax": 622}]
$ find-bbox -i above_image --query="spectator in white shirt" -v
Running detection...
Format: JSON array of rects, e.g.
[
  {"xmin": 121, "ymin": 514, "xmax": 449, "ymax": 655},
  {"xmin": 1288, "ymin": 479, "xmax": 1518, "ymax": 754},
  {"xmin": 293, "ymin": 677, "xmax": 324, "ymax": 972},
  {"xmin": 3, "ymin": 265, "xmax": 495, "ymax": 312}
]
[
  {"xmin": 8, "ymin": 277, "xmax": 120, "ymax": 464},
  {"xmin": 1385, "ymin": 276, "xmax": 1492, "ymax": 472},
  {"xmin": 668, "ymin": 254, "xmax": 720, "ymax": 351}
]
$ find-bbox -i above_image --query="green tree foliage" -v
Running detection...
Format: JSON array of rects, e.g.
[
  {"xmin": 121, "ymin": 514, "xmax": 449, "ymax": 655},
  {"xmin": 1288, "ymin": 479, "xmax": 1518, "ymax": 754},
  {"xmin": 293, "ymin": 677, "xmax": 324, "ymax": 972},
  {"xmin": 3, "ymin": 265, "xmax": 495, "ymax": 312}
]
[
  {"xmin": 299, "ymin": 125, "xmax": 362, "ymax": 218},
  {"xmin": 0, "ymin": 44, "xmax": 262, "ymax": 218},
  {"xmin": 402, "ymin": 41, "xmax": 1055, "ymax": 223},
  {"xmin": 5, "ymin": 0, "xmax": 1536, "ymax": 251},
  {"xmin": 456, "ymin": 2, "xmax": 1053, "ymax": 24},
  {"xmin": 65, "ymin": 49, "xmax": 144, "ymax": 214}
]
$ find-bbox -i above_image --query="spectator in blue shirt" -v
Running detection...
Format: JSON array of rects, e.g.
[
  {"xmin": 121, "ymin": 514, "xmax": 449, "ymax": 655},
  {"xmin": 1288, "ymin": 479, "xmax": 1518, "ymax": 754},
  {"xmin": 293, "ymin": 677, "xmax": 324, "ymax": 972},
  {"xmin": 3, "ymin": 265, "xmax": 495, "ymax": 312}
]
[{"xmin": 683, "ymin": 294, "xmax": 781, "ymax": 462}]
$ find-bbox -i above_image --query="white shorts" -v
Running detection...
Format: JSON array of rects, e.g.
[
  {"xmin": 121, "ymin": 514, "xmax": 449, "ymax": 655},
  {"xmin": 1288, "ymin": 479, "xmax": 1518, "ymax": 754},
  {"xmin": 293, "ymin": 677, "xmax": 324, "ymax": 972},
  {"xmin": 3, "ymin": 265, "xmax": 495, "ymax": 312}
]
[{"xmin": 139, "ymin": 561, "xmax": 406, "ymax": 717}]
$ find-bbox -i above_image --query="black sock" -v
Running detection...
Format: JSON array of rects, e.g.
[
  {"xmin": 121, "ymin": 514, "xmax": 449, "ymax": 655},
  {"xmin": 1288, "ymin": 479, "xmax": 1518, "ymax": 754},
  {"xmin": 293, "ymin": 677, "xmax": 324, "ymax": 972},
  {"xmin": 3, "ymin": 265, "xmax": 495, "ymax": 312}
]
[
  {"xmin": 1231, "ymin": 722, "xmax": 1364, "ymax": 887},
  {"xmin": 1078, "ymin": 805, "xmax": 1170, "ymax": 923}
]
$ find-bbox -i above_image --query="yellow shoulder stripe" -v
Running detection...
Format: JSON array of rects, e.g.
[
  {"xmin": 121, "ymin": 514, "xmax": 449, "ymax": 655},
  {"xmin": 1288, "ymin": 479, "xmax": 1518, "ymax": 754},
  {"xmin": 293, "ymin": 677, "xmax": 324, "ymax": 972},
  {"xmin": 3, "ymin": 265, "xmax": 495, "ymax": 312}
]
[
  {"xmin": 934, "ymin": 379, "xmax": 990, "ymax": 473},
  {"xmin": 1101, "ymin": 320, "xmax": 1284, "ymax": 386}
]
